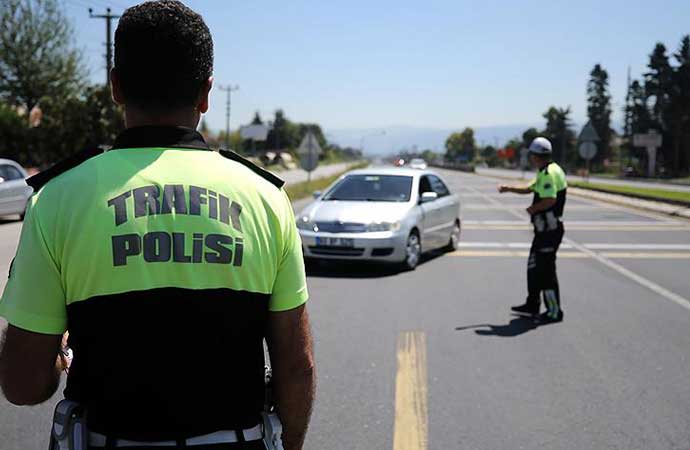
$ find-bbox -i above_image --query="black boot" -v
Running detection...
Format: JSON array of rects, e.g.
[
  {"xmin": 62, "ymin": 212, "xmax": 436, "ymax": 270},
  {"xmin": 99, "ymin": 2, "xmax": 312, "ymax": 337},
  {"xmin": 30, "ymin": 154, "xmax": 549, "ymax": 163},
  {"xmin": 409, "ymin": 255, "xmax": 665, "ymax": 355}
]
[
  {"xmin": 511, "ymin": 302, "xmax": 539, "ymax": 316},
  {"xmin": 539, "ymin": 310, "xmax": 564, "ymax": 323}
]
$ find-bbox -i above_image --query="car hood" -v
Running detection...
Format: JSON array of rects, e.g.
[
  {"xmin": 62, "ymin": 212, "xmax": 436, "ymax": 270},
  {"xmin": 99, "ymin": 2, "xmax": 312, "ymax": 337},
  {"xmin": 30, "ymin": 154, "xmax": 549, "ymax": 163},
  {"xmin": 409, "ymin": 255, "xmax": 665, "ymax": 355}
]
[{"xmin": 300, "ymin": 200, "xmax": 413, "ymax": 224}]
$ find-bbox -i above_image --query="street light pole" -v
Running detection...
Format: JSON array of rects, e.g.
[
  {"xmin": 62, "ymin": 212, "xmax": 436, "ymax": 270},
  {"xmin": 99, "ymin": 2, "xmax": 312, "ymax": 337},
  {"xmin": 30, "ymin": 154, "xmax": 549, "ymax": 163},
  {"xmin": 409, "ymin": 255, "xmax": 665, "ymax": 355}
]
[{"xmin": 218, "ymin": 84, "xmax": 239, "ymax": 150}]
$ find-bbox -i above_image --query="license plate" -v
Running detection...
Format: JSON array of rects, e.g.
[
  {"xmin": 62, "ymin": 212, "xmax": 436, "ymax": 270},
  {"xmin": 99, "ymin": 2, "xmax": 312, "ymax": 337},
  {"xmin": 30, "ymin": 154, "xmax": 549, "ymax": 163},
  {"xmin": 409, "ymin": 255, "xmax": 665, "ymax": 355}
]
[{"xmin": 316, "ymin": 237, "xmax": 354, "ymax": 247}]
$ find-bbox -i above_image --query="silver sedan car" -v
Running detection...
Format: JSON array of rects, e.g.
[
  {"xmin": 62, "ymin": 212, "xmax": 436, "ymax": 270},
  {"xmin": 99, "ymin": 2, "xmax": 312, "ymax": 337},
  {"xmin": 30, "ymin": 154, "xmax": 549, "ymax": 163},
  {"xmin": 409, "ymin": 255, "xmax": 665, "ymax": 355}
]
[
  {"xmin": 296, "ymin": 167, "xmax": 461, "ymax": 269},
  {"xmin": 0, "ymin": 158, "xmax": 32, "ymax": 219}
]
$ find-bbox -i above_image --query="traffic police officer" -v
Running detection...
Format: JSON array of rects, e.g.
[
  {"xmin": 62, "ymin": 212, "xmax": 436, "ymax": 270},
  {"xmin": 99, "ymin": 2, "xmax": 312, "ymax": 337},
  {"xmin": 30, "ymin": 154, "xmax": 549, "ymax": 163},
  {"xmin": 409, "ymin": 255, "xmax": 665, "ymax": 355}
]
[
  {"xmin": 0, "ymin": 2, "xmax": 315, "ymax": 449},
  {"xmin": 498, "ymin": 137, "xmax": 567, "ymax": 322}
]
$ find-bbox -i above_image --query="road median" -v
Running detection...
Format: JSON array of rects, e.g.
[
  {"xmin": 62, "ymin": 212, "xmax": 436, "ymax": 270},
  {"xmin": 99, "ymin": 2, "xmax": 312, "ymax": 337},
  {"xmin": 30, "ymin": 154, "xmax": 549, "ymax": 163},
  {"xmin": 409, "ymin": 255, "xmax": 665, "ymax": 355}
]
[{"xmin": 569, "ymin": 181, "xmax": 690, "ymax": 207}]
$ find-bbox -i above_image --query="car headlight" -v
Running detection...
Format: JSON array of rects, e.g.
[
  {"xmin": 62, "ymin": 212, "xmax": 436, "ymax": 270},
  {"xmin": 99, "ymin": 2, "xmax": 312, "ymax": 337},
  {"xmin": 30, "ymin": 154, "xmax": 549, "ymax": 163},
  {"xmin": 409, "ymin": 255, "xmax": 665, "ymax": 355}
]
[
  {"xmin": 367, "ymin": 221, "xmax": 401, "ymax": 232},
  {"xmin": 296, "ymin": 216, "xmax": 316, "ymax": 231}
]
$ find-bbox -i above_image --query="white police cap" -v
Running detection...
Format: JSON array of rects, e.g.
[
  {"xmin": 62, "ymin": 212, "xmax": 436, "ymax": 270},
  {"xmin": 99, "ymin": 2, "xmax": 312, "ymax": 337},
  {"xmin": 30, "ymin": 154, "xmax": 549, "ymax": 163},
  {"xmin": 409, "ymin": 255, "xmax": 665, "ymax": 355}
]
[{"xmin": 528, "ymin": 137, "xmax": 552, "ymax": 155}]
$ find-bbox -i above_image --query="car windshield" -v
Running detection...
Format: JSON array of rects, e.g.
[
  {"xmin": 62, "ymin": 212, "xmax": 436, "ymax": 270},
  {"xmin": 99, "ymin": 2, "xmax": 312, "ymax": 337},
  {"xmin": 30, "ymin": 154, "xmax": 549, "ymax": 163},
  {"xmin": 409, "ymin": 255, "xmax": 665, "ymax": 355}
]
[{"xmin": 323, "ymin": 174, "xmax": 413, "ymax": 202}]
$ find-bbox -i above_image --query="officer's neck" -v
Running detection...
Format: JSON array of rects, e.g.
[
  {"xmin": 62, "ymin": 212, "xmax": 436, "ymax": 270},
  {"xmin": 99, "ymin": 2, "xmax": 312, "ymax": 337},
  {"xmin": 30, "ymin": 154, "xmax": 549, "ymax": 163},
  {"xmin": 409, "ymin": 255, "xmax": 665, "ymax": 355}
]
[
  {"xmin": 124, "ymin": 106, "xmax": 200, "ymax": 131},
  {"xmin": 537, "ymin": 160, "xmax": 551, "ymax": 171}
]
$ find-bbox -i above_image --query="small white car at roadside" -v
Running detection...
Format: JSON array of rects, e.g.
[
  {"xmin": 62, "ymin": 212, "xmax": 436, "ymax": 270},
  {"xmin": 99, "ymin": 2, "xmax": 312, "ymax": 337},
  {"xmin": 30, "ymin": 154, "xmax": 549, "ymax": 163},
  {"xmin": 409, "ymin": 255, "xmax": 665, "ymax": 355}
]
[{"xmin": 0, "ymin": 159, "xmax": 33, "ymax": 219}]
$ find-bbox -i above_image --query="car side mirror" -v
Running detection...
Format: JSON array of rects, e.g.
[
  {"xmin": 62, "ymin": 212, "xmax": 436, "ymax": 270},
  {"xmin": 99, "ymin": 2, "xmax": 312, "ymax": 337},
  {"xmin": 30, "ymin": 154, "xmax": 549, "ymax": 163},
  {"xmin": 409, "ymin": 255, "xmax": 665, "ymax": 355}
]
[
  {"xmin": 312, "ymin": 191, "xmax": 322, "ymax": 199},
  {"xmin": 419, "ymin": 191, "xmax": 438, "ymax": 203}
]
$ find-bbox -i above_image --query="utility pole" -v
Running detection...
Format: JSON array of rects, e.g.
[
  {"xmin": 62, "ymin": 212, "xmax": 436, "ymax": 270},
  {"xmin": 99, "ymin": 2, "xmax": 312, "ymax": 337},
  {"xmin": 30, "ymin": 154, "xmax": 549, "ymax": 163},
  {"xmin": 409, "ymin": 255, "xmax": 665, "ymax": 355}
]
[
  {"xmin": 218, "ymin": 85, "xmax": 240, "ymax": 150},
  {"xmin": 624, "ymin": 66, "xmax": 632, "ymax": 170},
  {"xmin": 89, "ymin": 8, "xmax": 120, "ymax": 87}
]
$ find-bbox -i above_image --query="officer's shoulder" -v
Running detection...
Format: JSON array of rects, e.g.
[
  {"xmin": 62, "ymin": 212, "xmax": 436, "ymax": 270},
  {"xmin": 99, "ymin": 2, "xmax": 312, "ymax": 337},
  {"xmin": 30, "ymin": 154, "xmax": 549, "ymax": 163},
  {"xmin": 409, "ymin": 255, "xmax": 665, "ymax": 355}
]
[
  {"xmin": 217, "ymin": 149, "xmax": 285, "ymax": 189},
  {"xmin": 27, "ymin": 146, "xmax": 106, "ymax": 192}
]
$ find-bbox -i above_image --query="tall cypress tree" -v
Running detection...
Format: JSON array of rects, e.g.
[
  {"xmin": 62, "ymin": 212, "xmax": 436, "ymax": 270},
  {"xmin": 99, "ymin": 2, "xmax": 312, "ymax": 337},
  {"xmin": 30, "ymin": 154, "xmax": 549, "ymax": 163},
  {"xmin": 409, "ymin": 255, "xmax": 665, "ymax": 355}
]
[
  {"xmin": 645, "ymin": 43, "xmax": 674, "ymax": 172},
  {"xmin": 670, "ymin": 36, "xmax": 690, "ymax": 174},
  {"xmin": 586, "ymin": 64, "xmax": 612, "ymax": 164},
  {"xmin": 542, "ymin": 106, "xmax": 575, "ymax": 167}
]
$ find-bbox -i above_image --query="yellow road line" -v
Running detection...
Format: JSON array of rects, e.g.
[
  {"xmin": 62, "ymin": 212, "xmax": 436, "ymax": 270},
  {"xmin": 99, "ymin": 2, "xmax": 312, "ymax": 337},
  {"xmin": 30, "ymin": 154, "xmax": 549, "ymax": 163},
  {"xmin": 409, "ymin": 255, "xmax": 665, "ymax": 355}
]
[
  {"xmin": 393, "ymin": 331, "xmax": 428, "ymax": 450},
  {"xmin": 463, "ymin": 225, "xmax": 690, "ymax": 231},
  {"xmin": 450, "ymin": 250, "xmax": 690, "ymax": 259}
]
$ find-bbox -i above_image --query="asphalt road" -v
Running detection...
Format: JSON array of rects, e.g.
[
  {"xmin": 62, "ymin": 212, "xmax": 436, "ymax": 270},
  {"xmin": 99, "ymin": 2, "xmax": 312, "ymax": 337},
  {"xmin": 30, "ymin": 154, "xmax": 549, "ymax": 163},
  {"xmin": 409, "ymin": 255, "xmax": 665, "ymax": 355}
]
[{"xmin": 1, "ymin": 169, "xmax": 690, "ymax": 450}]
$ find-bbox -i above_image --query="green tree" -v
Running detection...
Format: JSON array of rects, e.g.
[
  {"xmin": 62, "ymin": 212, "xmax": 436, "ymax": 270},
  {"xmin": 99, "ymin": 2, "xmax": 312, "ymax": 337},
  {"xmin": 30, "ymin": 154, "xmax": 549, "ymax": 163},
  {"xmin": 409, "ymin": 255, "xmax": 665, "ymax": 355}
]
[
  {"xmin": 542, "ymin": 106, "xmax": 575, "ymax": 167},
  {"xmin": 266, "ymin": 109, "xmax": 300, "ymax": 150},
  {"xmin": 669, "ymin": 35, "xmax": 690, "ymax": 173},
  {"xmin": 521, "ymin": 127, "xmax": 539, "ymax": 148},
  {"xmin": 626, "ymin": 80, "xmax": 654, "ymax": 134},
  {"xmin": 645, "ymin": 43, "xmax": 673, "ymax": 130},
  {"xmin": 444, "ymin": 127, "xmax": 475, "ymax": 162},
  {"xmin": 251, "ymin": 111, "xmax": 263, "ymax": 125},
  {"xmin": 644, "ymin": 43, "xmax": 675, "ymax": 172},
  {"xmin": 0, "ymin": 103, "xmax": 30, "ymax": 163},
  {"xmin": 33, "ymin": 85, "xmax": 123, "ymax": 165},
  {"xmin": 586, "ymin": 64, "xmax": 613, "ymax": 164},
  {"xmin": 0, "ymin": 0, "xmax": 84, "ymax": 110},
  {"xmin": 421, "ymin": 149, "xmax": 437, "ymax": 162}
]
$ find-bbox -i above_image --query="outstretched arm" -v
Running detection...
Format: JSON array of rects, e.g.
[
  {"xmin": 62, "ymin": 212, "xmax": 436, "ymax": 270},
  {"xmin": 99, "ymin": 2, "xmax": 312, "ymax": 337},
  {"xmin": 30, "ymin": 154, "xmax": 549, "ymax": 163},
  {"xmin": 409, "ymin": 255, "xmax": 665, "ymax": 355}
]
[{"xmin": 498, "ymin": 184, "xmax": 533, "ymax": 194}]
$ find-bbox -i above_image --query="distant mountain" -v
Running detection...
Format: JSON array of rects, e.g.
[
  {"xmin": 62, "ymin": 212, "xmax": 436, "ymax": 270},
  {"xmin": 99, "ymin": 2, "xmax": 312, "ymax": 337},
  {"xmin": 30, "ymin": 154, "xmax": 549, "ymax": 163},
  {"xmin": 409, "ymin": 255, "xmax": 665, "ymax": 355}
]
[
  {"xmin": 326, "ymin": 120, "xmax": 628, "ymax": 156},
  {"xmin": 326, "ymin": 124, "xmax": 542, "ymax": 156}
]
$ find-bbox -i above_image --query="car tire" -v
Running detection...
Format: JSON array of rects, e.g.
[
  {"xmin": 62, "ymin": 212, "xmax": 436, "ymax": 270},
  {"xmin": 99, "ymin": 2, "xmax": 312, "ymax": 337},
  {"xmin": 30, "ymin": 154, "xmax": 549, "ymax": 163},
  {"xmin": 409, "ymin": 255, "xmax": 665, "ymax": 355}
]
[
  {"xmin": 444, "ymin": 219, "xmax": 461, "ymax": 252},
  {"xmin": 401, "ymin": 230, "xmax": 421, "ymax": 271}
]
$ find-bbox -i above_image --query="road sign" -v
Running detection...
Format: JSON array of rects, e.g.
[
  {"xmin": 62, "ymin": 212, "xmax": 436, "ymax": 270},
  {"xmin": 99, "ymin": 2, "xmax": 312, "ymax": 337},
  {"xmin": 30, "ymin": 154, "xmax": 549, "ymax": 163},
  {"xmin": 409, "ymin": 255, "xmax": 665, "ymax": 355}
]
[
  {"xmin": 633, "ymin": 131, "xmax": 663, "ymax": 148},
  {"xmin": 577, "ymin": 121, "xmax": 600, "ymax": 179},
  {"xmin": 633, "ymin": 130, "xmax": 663, "ymax": 177},
  {"xmin": 240, "ymin": 124, "xmax": 269, "ymax": 141},
  {"xmin": 578, "ymin": 120, "xmax": 600, "ymax": 143},
  {"xmin": 297, "ymin": 131, "xmax": 322, "ymax": 173},
  {"xmin": 578, "ymin": 142, "xmax": 597, "ymax": 160}
]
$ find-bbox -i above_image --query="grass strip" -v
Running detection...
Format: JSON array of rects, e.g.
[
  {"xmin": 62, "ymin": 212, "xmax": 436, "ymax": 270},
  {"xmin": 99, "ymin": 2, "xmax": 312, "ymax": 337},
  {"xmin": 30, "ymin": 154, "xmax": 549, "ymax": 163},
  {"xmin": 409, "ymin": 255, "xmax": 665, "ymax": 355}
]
[
  {"xmin": 570, "ymin": 181, "xmax": 690, "ymax": 206},
  {"xmin": 285, "ymin": 161, "xmax": 369, "ymax": 200}
]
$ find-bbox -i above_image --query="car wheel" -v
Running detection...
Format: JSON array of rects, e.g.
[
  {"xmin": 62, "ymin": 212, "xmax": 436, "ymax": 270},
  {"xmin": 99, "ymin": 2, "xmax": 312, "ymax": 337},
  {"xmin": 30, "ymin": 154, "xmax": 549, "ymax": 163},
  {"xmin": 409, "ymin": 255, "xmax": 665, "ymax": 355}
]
[
  {"xmin": 444, "ymin": 220, "xmax": 461, "ymax": 252},
  {"xmin": 402, "ymin": 231, "xmax": 421, "ymax": 270}
]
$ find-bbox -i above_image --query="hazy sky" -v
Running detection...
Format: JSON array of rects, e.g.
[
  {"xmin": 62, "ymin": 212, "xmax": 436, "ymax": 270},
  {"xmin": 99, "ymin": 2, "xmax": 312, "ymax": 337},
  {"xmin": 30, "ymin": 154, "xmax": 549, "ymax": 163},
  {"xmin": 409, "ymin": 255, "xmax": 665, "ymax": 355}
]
[{"xmin": 66, "ymin": 0, "xmax": 690, "ymax": 133}]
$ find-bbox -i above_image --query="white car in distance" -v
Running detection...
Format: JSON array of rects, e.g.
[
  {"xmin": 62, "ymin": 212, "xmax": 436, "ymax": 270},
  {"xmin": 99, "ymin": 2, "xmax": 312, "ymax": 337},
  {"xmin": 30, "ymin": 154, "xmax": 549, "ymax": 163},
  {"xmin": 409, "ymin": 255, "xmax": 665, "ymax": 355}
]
[
  {"xmin": 0, "ymin": 159, "xmax": 32, "ymax": 219},
  {"xmin": 296, "ymin": 168, "xmax": 461, "ymax": 270},
  {"xmin": 408, "ymin": 158, "xmax": 427, "ymax": 170}
]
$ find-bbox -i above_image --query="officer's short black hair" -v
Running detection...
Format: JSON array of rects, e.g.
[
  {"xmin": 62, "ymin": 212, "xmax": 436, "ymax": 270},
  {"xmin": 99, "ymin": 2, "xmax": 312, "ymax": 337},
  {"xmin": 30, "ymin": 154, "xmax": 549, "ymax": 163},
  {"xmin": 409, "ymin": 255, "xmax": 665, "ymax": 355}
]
[{"xmin": 114, "ymin": 0, "xmax": 213, "ymax": 110}]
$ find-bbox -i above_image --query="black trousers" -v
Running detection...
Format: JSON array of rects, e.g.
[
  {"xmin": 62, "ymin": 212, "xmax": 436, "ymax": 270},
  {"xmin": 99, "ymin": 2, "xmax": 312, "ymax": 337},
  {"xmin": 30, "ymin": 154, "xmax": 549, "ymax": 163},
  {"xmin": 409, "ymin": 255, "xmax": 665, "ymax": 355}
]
[{"xmin": 526, "ymin": 224, "xmax": 564, "ymax": 316}]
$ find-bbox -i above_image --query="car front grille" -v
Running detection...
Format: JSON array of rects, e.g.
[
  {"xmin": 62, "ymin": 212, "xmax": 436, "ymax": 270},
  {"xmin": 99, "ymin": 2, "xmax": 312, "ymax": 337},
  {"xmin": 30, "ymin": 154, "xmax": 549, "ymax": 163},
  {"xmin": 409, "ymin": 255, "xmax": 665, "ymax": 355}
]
[
  {"xmin": 371, "ymin": 247, "xmax": 394, "ymax": 256},
  {"xmin": 309, "ymin": 246, "xmax": 366, "ymax": 257},
  {"xmin": 314, "ymin": 221, "xmax": 367, "ymax": 233}
]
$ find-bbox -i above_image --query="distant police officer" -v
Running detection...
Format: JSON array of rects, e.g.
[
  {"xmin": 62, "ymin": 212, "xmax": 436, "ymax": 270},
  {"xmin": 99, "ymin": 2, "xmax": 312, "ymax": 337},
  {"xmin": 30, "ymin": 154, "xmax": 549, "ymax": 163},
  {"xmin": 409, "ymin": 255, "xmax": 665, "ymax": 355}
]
[
  {"xmin": 498, "ymin": 137, "xmax": 567, "ymax": 322},
  {"xmin": 0, "ymin": 2, "xmax": 315, "ymax": 450}
]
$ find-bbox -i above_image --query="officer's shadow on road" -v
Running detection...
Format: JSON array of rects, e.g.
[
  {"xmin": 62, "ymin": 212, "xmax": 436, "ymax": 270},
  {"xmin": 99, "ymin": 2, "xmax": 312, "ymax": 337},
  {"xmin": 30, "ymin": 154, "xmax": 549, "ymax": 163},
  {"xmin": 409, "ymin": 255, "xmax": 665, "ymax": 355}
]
[
  {"xmin": 305, "ymin": 259, "xmax": 401, "ymax": 278},
  {"xmin": 305, "ymin": 251, "xmax": 445, "ymax": 279},
  {"xmin": 455, "ymin": 314, "xmax": 546, "ymax": 337},
  {"xmin": 0, "ymin": 217, "xmax": 22, "ymax": 225}
]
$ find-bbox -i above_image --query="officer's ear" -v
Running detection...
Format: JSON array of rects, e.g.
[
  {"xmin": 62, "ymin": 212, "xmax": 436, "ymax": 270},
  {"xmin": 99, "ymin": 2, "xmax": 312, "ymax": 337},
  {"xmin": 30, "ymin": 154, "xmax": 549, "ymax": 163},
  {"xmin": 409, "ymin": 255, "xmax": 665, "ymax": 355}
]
[
  {"xmin": 196, "ymin": 77, "xmax": 213, "ymax": 114},
  {"xmin": 110, "ymin": 69, "xmax": 125, "ymax": 106}
]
